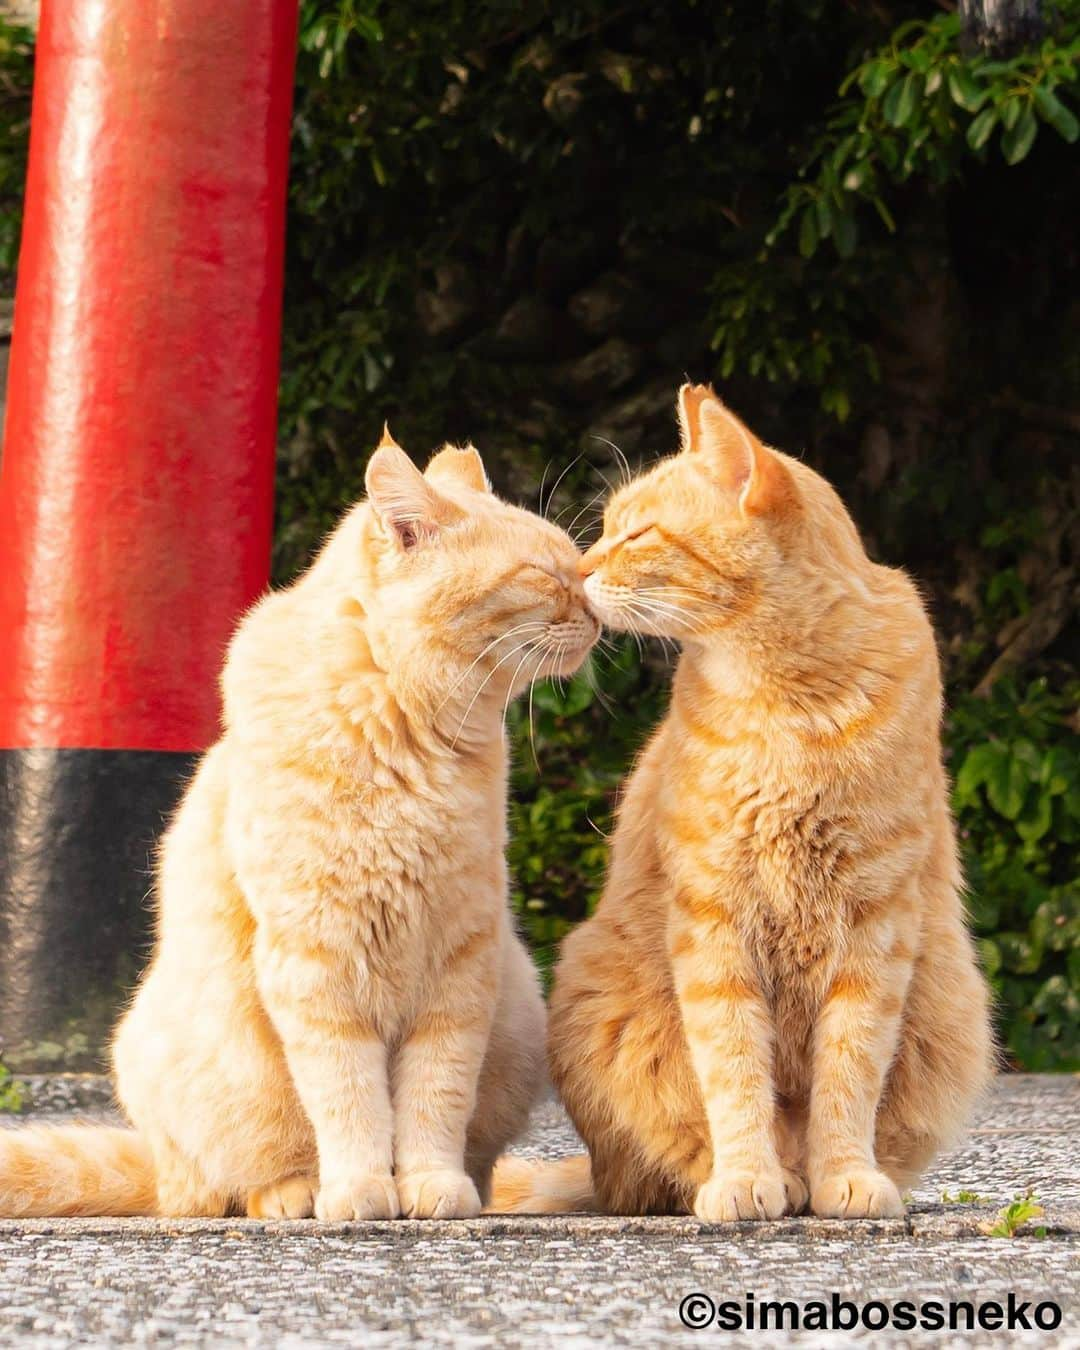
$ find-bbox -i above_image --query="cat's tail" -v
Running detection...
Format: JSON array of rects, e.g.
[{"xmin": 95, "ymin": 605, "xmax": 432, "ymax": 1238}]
[
  {"xmin": 0, "ymin": 1125, "xmax": 157, "ymax": 1217},
  {"xmin": 486, "ymin": 1153, "xmax": 596, "ymax": 1215}
]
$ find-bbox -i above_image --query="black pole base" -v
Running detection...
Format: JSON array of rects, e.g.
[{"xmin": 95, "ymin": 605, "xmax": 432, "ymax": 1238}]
[{"xmin": 0, "ymin": 748, "xmax": 196, "ymax": 1072}]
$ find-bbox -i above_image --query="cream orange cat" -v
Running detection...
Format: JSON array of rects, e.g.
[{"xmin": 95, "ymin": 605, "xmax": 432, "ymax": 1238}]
[
  {"xmin": 0, "ymin": 431, "xmax": 596, "ymax": 1220},
  {"xmin": 495, "ymin": 385, "xmax": 994, "ymax": 1221}
]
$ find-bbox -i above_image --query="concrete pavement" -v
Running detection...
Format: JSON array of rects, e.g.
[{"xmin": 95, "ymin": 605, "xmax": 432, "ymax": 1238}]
[{"xmin": 0, "ymin": 1073, "xmax": 1076, "ymax": 1347}]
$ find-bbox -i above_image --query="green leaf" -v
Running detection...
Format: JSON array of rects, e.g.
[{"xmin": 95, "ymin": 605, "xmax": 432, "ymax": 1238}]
[
  {"xmin": 798, "ymin": 208, "xmax": 819, "ymax": 258},
  {"xmin": 821, "ymin": 386, "xmax": 851, "ymax": 421},
  {"xmin": 859, "ymin": 60, "xmax": 892, "ymax": 98},
  {"xmin": 1030, "ymin": 893, "xmax": 1080, "ymax": 953},
  {"xmin": 1002, "ymin": 107, "xmax": 1038, "ymax": 164},
  {"xmin": 954, "ymin": 742, "xmax": 1005, "ymax": 805},
  {"xmin": 1016, "ymin": 790, "xmax": 1053, "ymax": 843},
  {"xmin": 883, "ymin": 73, "xmax": 921, "ymax": 128},
  {"xmin": 967, "ymin": 107, "xmax": 998, "ymax": 151},
  {"xmin": 559, "ymin": 672, "xmax": 596, "ymax": 716},
  {"xmin": 872, "ymin": 196, "xmax": 897, "ymax": 232},
  {"xmin": 948, "ymin": 67, "xmax": 987, "ymax": 113},
  {"xmin": 1031, "ymin": 974, "xmax": 1079, "ymax": 1023},
  {"xmin": 1033, "ymin": 84, "xmax": 1080, "ymax": 143},
  {"xmin": 1011, "ymin": 739, "xmax": 1041, "ymax": 775},
  {"xmin": 985, "ymin": 749, "xmax": 1030, "ymax": 820},
  {"xmin": 904, "ymin": 47, "xmax": 931, "ymax": 76},
  {"xmin": 532, "ymin": 673, "xmax": 594, "ymax": 717},
  {"xmin": 832, "ymin": 211, "xmax": 857, "ymax": 258},
  {"xmin": 997, "ymin": 931, "xmax": 1043, "ymax": 976},
  {"xmin": 1040, "ymin": 747, "xmax": 1075, "ymax": 795}
]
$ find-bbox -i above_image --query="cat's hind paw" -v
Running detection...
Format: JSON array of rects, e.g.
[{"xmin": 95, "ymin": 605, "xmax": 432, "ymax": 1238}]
[
  {"xmin": 811, "ymin": 1169, "xmax": 904, "ymax": 1219},
  {"xmin": 397, "ymin": 1168, "xmax": 481, "ymax": 1220},
  {"xmin": 693, "ymin": 1171, "xmax": 787, "ymax": 1223},
  {"xmin": 247, "ymin": 1173, "xmax": 317, "ymax": 1220}
]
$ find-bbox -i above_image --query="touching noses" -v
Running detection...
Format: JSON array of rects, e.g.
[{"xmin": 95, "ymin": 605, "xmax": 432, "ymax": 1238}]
[{"xmin": 578, "ymin": 542, "xmax": 605, "ymax": 579}]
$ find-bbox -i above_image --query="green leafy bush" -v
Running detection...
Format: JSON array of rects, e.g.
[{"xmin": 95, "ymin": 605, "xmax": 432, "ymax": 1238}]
[
  {"xmin": 771, "ymin": 6, "xmax": 1080, "ymax": 265},
  {"xmin": 950, "ymin": 679, "xmax": 1080, "ymax": 1069}
]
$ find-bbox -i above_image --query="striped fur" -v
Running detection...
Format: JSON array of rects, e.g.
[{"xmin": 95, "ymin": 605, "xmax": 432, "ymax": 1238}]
[{"xmin": 0, "ymin": 1126, "xmax": 155, "ymax": 1218}]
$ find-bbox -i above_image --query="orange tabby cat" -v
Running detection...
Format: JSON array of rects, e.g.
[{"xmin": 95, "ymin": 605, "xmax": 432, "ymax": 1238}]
[
  {"xmin": 1, "ymin": 431, "xmax": 596, "ymax": 1220},
  {"xmin": 494, "ymin": 385, "xmax": 994, "ymax": 1221}
]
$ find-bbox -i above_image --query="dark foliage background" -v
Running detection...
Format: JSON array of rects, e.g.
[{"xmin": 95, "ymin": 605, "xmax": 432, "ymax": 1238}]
[{"xmin": 0, "ymin": 2, "xmax": 1077, "ymax": 1068}]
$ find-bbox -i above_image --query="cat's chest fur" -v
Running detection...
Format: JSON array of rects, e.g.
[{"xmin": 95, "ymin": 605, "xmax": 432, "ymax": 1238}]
[
  {"xmin": 658, "ymin": 743, "xmax": 858, "ymax": 1096},
  {"xmin": 227, "ymin": 732, "xmax": 507, "ymax": 991},
  {"xmin": 321, "ymin": 741, "xmax": 505, "ymax": 903},
  {"xmin": 658, "ymin": 733, "xmax": 857, "ymax": 979}
]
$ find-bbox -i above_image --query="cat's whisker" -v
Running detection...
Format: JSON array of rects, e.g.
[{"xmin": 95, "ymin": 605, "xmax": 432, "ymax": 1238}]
[
  {"xmin": 433, "ymin": 622, "xmax": 548, "ymax": 719},
  {"xmin": 442, "ymin": 622, "xmax": 547, "ymax": 707},
  {"xmin": 585, "ymin": 812, "xmax": 612, "ymax": 841},
  {"xmin": 622, "ymin": 590, "xmax": 732, "ymax": 637},
  {"xmin": 589, "ymin": 434, "xmax": 633, "ymax": 488},
  {"xmin": 617, "ymin": 598, "xmax": 692, "ymax": 658},
  {"xmin": 623, "ymin": 597, "xmax": 690, "ymax": 628},
  {"xmin": 559, "ymin": 643, "xmax": 570, "ymax": 694},
  {"xmin": 564, "ymin": 491, "xmax": 606, "ymax": 540},
  {"xmin": 571, "ymin": 523, "xmax": 605, "ymax": 552},
  {"xmin": 551, "ymin": 488, "xmax": 600, "ymax": 527},
  {"xmin": 537, "ymin": 457, "xmax": 553, "ymax": 515},
  {"xmin": 501, "ymin": 645, "xmax": 543, "ymax": 733},
  {"xmin": 542, "ymin": 449, "xmax": 586, "ymax": 521},
  {"xmin": 584, "ymin": 655, "xmax": 615, "ymax": 715},
  {"xmin": 633, "ymin": 587, "xmax": 732, "ymax": 620},
  {"xmin": 593, "ymin": 465, "xmax": 618, "ymax": 501},
  {"xmin": 450, "ymin": 636, "xmax": 541, "ymax": 750},
  {"xmin": 525, "ymin": 662, "xmax": 542, "ymax": 774}
]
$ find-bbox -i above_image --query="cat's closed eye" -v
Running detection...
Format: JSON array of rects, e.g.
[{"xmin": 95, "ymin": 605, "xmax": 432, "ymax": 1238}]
[
  {"xmin": 602, "ymin": 522, "xmax": 656, "ymax": 554},
  {"xmin": 520, "ymin": 562, "xmax": 571, "ymax": 590}
]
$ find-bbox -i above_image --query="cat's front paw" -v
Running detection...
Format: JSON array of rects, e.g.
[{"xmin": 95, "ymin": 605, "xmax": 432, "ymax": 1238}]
[
  {"xmin": 397, "ymin": 1168, "xmax": 481, "ymax": 1219},
  {"xmin": 694, "ymin": 1171, "xmax": 787, "ymax": 1223},
  {"xmin": 315, "ymin": 1173, "xmax": 399, "ymax": 1221},
  {"xmin": 811, "ymin": 1169, "xmax": 904, "ymax": 1219}
]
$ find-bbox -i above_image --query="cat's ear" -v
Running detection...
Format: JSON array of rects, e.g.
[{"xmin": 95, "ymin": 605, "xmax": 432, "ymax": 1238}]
[
  {"xmin": 688, "ymin": 391, "xmax": 793, "ymax": 517},
  {"xmin": 365, "ymin": 435, "xmax": 460, "ymax": 550},
  {"xmin": 676, "ymin": 382, "xmax": 718, "ymax": 453},
  {"xmin": 425, "ymin": 443, "xmax": 491, "ymax": 493}
]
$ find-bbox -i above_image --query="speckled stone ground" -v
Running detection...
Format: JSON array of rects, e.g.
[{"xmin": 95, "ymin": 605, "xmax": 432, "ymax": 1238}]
[{"xmin": 1, "ymin": 1074, "xmax": 1076, "ymax": 1347}]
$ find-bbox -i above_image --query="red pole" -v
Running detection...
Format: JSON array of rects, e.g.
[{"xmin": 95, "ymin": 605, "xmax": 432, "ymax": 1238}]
[{"xmin": 0, "ymin": 0, "xmax": 298, "ymax": 1070}]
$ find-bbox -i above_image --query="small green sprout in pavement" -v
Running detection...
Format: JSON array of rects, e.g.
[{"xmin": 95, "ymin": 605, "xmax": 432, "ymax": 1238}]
[
  {"xmin": 982, "ymin": 1191, "xmax": 1046, "ymax": 1238},
  {"xmin": 942, "ymin": 1189, "xmax": 987, "ymax": 1204}
]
